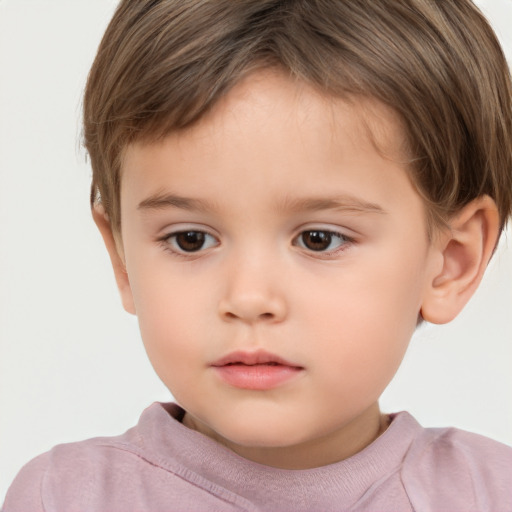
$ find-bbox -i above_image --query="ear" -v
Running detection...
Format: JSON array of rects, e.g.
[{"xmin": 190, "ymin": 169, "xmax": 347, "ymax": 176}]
[
  {"xmin": 420, "ymin": 195, "xmax": 500, "ymax": 324},
  {"xmin": 92, "ymin": 204, "xmax": 136, "ymax": 315}
]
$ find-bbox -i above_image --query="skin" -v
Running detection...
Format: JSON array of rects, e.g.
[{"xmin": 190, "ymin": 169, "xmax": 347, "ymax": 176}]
[{"xmin": 95, "ymin": 70, "xmax": 499, "ymax": 469}]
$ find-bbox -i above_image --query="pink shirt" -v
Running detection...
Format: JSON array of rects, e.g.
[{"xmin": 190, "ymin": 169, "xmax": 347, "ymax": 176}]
[{"xmin": 3, "ymin": 402, "xmax": 512, "ymax": 511}]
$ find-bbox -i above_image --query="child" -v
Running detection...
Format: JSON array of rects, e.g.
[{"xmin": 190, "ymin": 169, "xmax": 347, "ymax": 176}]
[{"xmin": 3, "ymin": 0, "xmax": 512, "ymax": 510}]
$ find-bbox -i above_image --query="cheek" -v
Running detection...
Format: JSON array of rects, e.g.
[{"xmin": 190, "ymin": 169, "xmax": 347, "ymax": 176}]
[
  {"xmin": 302, "ymin": 251, "xmax": 425, "ymax": 388},
  {"xmin": 129, "ymin": 269, "xmax": 212, "ymax": 380}
]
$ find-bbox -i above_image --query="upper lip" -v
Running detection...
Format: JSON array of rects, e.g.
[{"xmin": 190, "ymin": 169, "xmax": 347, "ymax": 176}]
[{"xmin": 211, "ymin": 349, "xmax": 302, "ymax": 368}]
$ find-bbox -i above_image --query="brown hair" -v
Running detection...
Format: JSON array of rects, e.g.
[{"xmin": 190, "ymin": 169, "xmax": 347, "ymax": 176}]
[{"xmin": 83, "ymin": 0, "xmax": 512, "ymax": 236}]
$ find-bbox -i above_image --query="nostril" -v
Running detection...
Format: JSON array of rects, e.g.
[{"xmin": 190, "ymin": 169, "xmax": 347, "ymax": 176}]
[{"xmin": 218, "ymin": 296, "xmax": 286, "ymax": 323}]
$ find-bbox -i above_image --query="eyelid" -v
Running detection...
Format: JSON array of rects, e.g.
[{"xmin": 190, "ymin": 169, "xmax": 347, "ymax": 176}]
[
  {"xmin": 294, "ymin": 223, "xmax": 356, "ymax": 240},
  {"xmin": 156, "ymin": 223, "xmax": 219, "ymax": 241}
]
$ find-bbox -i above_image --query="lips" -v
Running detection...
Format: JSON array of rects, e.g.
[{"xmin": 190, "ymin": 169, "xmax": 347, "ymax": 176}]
[
  {"xmin": 211, "ymin": 350, "xmax": 304, "ymax": 390},
  {"xmin": 212, "ymin": 350, "xmax": 300, "ymax": 368}
]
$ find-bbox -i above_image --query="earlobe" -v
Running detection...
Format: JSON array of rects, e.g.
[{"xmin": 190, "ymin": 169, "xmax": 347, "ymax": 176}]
[
  {"xmin": 92, "ymin": 204, "xmax": 136, "ymax": 315},
  {"xmin": 420, "ymin": 195, "xmax": 500, "ymax": 324}
]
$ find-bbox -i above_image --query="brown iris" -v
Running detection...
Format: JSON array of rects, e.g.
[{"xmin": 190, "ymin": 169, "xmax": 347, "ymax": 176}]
[
  {"xmin": 175, "ymin": 231, "xmax": 206, "ymax": 252},
  {"xmin": 301, "ymin": 231, "xmax": 333, "ymax": 251}
]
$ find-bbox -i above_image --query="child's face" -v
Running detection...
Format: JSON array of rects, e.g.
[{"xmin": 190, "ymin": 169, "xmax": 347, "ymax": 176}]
[{"xmin": 115, "ymin": 70, "xmax": 441, "ymax": 467}]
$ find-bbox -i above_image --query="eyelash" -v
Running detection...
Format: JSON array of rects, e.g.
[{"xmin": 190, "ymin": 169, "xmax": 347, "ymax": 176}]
[{"xmin": 158, "ymin": 228, "xmax": 354, "ymax": 258}]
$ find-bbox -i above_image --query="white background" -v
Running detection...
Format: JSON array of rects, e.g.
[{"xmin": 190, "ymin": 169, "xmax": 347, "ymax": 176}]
[{"xmin": 1, "ymin": 0, "xmax": 511, "ymax": 503}]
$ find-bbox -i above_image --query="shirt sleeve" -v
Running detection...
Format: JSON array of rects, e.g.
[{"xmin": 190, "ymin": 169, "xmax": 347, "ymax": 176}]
[
  {"xmin": 402, "ymin": 427, "xmax": 512, "ymax": 512},
  {"xmin": 2, "ymin": 453, "xmax": 50, "ymax": 512}
]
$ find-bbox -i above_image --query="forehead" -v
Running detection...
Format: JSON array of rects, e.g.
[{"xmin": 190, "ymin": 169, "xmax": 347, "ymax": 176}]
[
  {"xmin": 120, "ymin": 69, "xmax": 421, "ymax": 222},
  {"xmin": 123, "ymin": 69, "xmax": 410, "ymax": 169},
  {"xmin": 178, "ymin": 69, "xmax": 409, "ymax": 161}
]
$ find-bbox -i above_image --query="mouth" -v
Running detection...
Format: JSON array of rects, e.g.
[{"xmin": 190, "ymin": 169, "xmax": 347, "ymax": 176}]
[
  {"xmin": 212, "ymin": 349, "xmax": 301, "ymax": 367},
  {"xmin": 211, "ymin": 350, "xmax": 304, "ymax": 390}
]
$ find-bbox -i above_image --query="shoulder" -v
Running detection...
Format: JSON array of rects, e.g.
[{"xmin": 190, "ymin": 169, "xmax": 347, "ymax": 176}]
[
  {"xmin": 400, "ymin": 417, "xmax": 512, "ymax": 512},
  {"xmin": 2, "ymin": 403, "xmax": 245, "ymax": 512},
  {"xmin": 2, "ymin": 403, "xmax": 157, "ymax": 512},
  {"xmin": 2, "ymin": 450, "xmax": 50, "ymax": 512},
  {"xmin": 2, "ymin": 432, "xmax": 142, "ymax": 512}
]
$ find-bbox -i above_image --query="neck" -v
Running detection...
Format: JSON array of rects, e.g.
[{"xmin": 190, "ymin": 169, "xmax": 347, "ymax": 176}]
[{"xmin": 183, "ymin": 403, "xmax": 389, "ymax": 470}]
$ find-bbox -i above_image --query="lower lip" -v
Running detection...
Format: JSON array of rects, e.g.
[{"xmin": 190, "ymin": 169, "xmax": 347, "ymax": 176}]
[{"xmin": 213, "ymin": 364, "xmax": 303, "ymax": 390}]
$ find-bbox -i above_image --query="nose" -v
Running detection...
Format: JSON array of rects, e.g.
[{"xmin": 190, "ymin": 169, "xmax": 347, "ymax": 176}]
[{"xmin": 218, "ymin": 258, "xmax": 287, "ymax": 324}]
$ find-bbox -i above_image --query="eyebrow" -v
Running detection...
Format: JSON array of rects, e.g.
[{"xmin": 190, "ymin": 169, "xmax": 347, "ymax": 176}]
[
  {"xmin": 276, "ymin": 195, "xmax": 387, "ymax": 215},
  {"xmin": 137, "ymin": 192, "xmax": 217, "ymax": 213},
  {"xmin": 137, "ymin": 192, "xmax": 387, "ymax": 215}
]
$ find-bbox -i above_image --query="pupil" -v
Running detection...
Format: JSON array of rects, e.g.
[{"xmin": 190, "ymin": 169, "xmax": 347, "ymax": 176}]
[
  {"xmin": 303, "ymin": 231, "xmax": 331, "ymax": 251},
  {"xmin": 176, "ymin": 231, "xmax": 205, "ymax": 252}
]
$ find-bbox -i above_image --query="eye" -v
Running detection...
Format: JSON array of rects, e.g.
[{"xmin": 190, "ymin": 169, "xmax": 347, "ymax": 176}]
[
  {"xmin": 165, "ymin": 230, "xmax": 218, "ymax": 253},
  {"xmin": 294, "ymin": 230, "xmax": 349, "ymax": 253}
]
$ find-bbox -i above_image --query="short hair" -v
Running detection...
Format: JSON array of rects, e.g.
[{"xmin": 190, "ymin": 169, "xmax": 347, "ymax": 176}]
[{"xmin": 83, "ymin": 0, "xmax": 512, "ymax": 237}]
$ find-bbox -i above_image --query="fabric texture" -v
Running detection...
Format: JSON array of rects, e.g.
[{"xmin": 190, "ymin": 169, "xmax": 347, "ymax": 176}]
[{"xmin": 3, "ymin": 402, "xmax": 512, "ymax": 512}]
